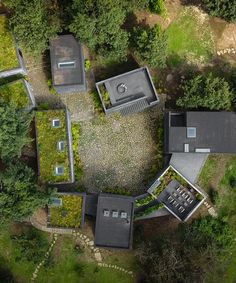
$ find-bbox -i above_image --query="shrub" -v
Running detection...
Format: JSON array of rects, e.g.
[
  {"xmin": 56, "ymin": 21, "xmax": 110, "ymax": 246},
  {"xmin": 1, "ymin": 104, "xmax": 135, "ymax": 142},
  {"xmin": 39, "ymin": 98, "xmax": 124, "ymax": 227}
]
[
  {"xmin": 71, "ymin": 123, "xmax": 83, "ymax": 181},
  {"xmin": 84, "ymin": 59, "xmax": 91, "ymax": 72},
  {"xmin": 149, "ymin": 0, "xmax": 167, "ymax": 18},
  {"xmin": 176, "ymin": 73, "xmax": 234, "ymax": 110},
  {"xmin": 132, "ymin": 24, "xmax": 168, "ymax": 68}
]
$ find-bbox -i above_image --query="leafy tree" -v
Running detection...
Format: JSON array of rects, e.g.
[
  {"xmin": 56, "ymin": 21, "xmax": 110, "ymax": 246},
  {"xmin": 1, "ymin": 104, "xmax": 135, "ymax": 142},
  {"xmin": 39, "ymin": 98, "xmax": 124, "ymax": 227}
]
[
  {"xmin": 202, "ymin": 0, "xmax": 236, "ymax": 22},
  {"xmin": 132, "ymin": 24, "xmax": 168, "ymax": 68},
  {"xmin": 0, "ymin": 161, "xmax": 51, "ymax": 223},
  {"xmin": 176, "ymin": 73, "xmax": 234, "ymax": 110},
  {"xmin": 5, "ymin": 0, "xmax": 61, "ymax": 54},
  {"xmin": 70, "ymin": 0, "xmax": 129, "ymax": 61},
  {"xmin": 0, "ymin": 100, "xmax": 32, "ymax": 162}
]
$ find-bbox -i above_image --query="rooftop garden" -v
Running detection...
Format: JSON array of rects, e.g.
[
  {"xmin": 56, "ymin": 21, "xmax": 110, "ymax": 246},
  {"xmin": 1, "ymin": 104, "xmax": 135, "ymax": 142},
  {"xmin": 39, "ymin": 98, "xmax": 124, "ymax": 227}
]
[
  {"xmin": 0, "ymin": 80, "xmax": 30, "ymax": 108},
  {"xmin": 135, "ymin": 203, "xmax": 164, "ymax": 219},
  {"xmin": 0, "ymin": 15, "xmax": 19, "ymax": 71},
  {"xmin": 49, "ymin": 194, "xmax": 83, "ymax": 228},
  {"xmin": 71, "ymin": 122, "xmax": 83, "ymax": 181},
  {"xmin": 35, "ymin": 110, "xmax": 70, "ymax": 183}
]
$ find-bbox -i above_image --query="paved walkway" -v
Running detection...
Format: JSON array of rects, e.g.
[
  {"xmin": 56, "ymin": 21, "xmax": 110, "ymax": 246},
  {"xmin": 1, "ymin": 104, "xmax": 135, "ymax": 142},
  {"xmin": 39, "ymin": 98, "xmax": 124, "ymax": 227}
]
[{"xmin": 170, "ymin": 153, "xmax": 208, "ymax": 184}]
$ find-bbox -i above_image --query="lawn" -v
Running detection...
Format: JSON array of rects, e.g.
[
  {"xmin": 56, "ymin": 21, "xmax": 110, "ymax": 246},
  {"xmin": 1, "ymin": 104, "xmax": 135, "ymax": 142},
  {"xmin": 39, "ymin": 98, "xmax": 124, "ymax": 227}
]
[
  {"xmin": 166, "ymin": 7, "xmax": 214, "ymax": 67},
  {"xmin": 0, "ymin": 80, "xmax": 30, "ymax": 108},
  {"xmin": 220, "ymin": 156, "xmax": 236, "ymax": 189},
  {"xmin": 0, "ymin": 15, "xmax": 19, "ymax": 71},
  {"xmin": 35, "ymin": 110, "xmax": 71, "ymax": 183},
  {"xmin": 49, "ymin": 194, "xmax": 84, "ymax": 228}
]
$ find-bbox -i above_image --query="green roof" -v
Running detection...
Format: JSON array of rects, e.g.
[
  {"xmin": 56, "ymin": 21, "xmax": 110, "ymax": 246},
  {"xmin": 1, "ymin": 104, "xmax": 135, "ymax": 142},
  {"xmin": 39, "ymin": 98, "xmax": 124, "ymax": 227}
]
[
  {"xmin": 49, "ymin": 194, "xmax": 83, "ymax": 228},
  {"xmin": 35, "ymin": 110, "xmax": 71, "ymax": 183},
  {"xmin": 0, "ymin": 15, "xmax": 19, "ymax": 71},
  {"xmin": 0, "ymin": 80, "xmax": 30, "ymax": 108}
]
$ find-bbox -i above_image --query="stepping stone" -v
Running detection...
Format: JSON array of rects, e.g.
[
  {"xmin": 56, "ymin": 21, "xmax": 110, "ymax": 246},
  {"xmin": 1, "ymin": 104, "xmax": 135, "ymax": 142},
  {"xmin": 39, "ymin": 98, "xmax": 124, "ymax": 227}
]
[
  {"xmin": 88, "ymin": 240, "xmax": 94, "ymax": 246},
  {"xmin": 95, "ymin": 252, "xmax": 102, "ymax": 262}
]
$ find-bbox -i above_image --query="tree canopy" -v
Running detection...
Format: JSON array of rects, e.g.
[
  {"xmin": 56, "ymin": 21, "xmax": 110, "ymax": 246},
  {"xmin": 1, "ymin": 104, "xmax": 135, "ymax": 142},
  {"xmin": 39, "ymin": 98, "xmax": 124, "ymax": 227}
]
[
  {"xmin": 132, "ymin": 24, "xmax": 168, "ymax": 68},
  {"xmin": 70, "ymin": 0, "xmax": 130, "ymax": 62},
  {"xmin": 0, "ymin": 161, "xmax": 51, "ymax": 224},
  {"xmin": 0, "ymin": 100, "xmax": 32, "ymax": 162},
  {"xmin": 5, "ymin": 0, "xmax": 61, "ymax": 54},
  {"xmin": 176, "ymin": 73, "xmax": 234, "ymax": 110},
  {"xmin": 202, "ymin": 0, "xmax": 236, "ymax": 22}
]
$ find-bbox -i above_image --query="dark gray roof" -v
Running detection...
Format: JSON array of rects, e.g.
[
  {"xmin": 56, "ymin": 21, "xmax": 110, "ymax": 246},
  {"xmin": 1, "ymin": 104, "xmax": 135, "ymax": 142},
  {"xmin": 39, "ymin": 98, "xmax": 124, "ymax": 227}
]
[
  {"xmin": 165, "ymin": 111, "xmax": 236, "ymax": 153},
  {"xmin": 50, "ymin": 35, "xmax": 86, "ymax": 93},
  {"xmin": 95, "ymin": 67, "xmax": 159, "ymax": 115},
  {"xmin": 94, "ymin": 193, "xmax": 134, "ymax": 249}
]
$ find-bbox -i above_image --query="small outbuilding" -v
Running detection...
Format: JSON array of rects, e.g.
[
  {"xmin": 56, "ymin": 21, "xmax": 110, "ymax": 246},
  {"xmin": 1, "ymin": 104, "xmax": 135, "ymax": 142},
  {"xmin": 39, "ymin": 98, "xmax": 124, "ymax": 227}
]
[
  {"xmin": 95, "ymin": 67, "xmax": 159, "ymax": 115},
  {"xmin": 50, "ymin": 35, "xmax": 86, "ymax": 94},
  {"xmin": 95, "ymin": 193, "xmax": 134, "ymax": 249}
]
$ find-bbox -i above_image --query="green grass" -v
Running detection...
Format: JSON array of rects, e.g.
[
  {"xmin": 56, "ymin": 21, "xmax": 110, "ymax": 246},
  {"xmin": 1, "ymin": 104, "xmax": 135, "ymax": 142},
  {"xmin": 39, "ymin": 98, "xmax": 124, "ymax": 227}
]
[
  {"xmin": 35, "ymin": 110, "xmax": 70, "ymax": 183},
  {"xmin": 0, "ymin": 80, "xmax": 30, "ymax": 108},
  {"xmin": 220, "ymin": 156, "xmax": 236, "ymax": 189},
  {"xmin": 0, "ymin": 15, "xmax": 19, "ymax": 71},
  {"xmin": 50, "ymin": 195, "xmax": 83, "ymax": 228},
  {"xmin": 166, "ymin": 7, "xmax": 213, "ymax": 67}
]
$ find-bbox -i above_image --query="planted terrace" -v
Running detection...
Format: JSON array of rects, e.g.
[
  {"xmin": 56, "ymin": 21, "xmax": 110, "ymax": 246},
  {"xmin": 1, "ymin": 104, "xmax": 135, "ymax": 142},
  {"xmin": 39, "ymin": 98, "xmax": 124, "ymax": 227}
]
[
  {"xmin": 147, "ymin": 166, "xmax": 206, "ymax": 221},
  {"xmin": 0, "ymin": 79, "xmax": 35, "ymax": 110},
  {"xmin": 48, "ymin": 193, "xmax": 85, "ymax": 229},
  {"xmin": 0, "ymin": 15, "xmax": 19, "ymax": 72},
  {"xmin": 35, "ymin": 110, "xmax": 74, "ymax": 183}
]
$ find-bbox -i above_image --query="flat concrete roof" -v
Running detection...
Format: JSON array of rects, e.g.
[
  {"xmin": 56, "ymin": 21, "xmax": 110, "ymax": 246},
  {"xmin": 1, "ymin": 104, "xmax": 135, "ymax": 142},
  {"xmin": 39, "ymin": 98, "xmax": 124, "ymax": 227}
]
[
  {"xmin": 165, "ymin": 112, "xmax": 236, "ymax": 153},
  {"xmin": 50, "ymin": 35, "xmax": 86, "ymax": 89},
  {"xmin": 95, "ymin": 193, "xmax": 134, "ymax": 249}
]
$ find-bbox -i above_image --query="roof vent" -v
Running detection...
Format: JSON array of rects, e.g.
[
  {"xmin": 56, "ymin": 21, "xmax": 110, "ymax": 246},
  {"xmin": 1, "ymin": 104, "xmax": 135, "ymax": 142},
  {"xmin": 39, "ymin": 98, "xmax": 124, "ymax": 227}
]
[{"xmin": 117, "ymin": 83, "xmax": 127, "ymax": 94}]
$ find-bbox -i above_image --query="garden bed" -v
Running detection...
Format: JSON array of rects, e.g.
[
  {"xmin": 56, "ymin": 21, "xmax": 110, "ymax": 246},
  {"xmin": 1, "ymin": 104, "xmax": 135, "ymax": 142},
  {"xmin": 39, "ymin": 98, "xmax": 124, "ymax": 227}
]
[
  {"xmin": 48, "ymin": 193, "xmax": 85, "ymax": 229},
  {"xmin": 0, "ymin": 14, "xmax": 19, "ymax": 71}
]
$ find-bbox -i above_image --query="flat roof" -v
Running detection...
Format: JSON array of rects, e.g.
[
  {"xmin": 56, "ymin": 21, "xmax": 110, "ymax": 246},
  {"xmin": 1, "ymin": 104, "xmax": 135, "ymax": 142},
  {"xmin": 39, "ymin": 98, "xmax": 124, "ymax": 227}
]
[
  {"xmin": 35, "ymin": 109, "xmax": 74, "ymax": 184},
  {"xmin": 50, "ymin": 35, "xmax": 86, "ymax": 88},
  {"xmin": 95, "ymin": 67, "xmax": 159, "ymax": 113},
  {"xmin": 95, "ymin": 193, "xmax": 134, "ymax": 249},
  {"xmin": 165, "ymin": 112, "xmax": 236, "ymax": 153}
]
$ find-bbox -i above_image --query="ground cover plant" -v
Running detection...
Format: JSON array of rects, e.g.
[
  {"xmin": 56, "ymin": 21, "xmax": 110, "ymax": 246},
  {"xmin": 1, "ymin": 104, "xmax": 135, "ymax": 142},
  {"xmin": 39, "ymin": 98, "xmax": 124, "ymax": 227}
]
[
  {"xmin": 166, "ymin": 7, "xmax": 213, "ymax": 67},
  {"xmin": 135, "ymin": 203, "xmax": 164, "ymax": 218},
  {"xmin": 0, "ymin": 15, "xmax": 19, "ymax": 71},
  {"xmin": 49, "ymin": 195, "xmax": 83, "ymax": 228},
  {"xmin": 71, "ymin": 123, "xmax": 83, "ymax": 181},
  {"xmin": 35, "ymin": 110, "xmax": 70, "ymax": 183},
  {"xmin": 0, "ymin": 80, "xmax": 30, "ymax": 108}
]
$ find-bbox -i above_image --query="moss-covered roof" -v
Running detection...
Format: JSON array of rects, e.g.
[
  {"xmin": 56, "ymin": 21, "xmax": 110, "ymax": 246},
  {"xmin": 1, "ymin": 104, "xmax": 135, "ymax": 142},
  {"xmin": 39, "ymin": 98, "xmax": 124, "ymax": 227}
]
[
  {"xmin": 35, "ymin": 110, "xmax": 71, "ymax": 183},
  {"xmin": 50, "ymin": 194, "xmax": 83, "ymax": 228},
  {"xmin": 0, "ymin": 15, "xmax": 19, "ymax": 71},
  {"xmin": 0, "ymin": 80, "xmax": 30, "ymax": 108}
]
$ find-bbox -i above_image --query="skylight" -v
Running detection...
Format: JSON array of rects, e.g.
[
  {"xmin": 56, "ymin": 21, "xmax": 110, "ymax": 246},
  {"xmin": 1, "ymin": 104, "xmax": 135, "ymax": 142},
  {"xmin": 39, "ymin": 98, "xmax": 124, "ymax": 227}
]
[{"xmin": 187, "ymin": 127, "xmax": 196, "ymax": 138}]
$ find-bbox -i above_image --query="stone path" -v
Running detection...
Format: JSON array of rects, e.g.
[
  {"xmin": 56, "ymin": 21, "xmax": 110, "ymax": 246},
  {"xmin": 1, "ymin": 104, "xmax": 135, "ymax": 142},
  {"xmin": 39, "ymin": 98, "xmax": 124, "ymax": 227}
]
[
  {"xmin": 31, "ymin": 234, "xmax": 58, "ymax": 282},
  {"xmin": 204, "ymin": 200, "xmax": 218, "ymax": 217}
]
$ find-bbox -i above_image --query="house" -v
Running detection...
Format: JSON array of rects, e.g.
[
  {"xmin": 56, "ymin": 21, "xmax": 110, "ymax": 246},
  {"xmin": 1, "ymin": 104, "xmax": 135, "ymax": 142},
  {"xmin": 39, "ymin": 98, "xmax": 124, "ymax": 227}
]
[
  {"xmin": 95, "ymin": 67, "xmax": 159, "ymax": 115},
  {"xmin": 147, "ymin": 165, "xmax": 206, "ymax": 221},
  {"xmin": 0, "ymin": 79, "xmax": 35, "ymax": 111},
  {"xmin": 35, "ymin": 109, "xmax": 74, "ymax": 184},
  {"xmin": 50, "ymin": 35, "xmax": 86, "ymax": 94},
  {"xmin": 94, "ymin": 193, "xmax": 134, "ymax": 249},
  {"xmin": 165, "ymin": 111, "xmax": 236, "ymax": 153},
  {"xmin": 0, "ymin": 14, "xmax": 27, "ymax": 78}
]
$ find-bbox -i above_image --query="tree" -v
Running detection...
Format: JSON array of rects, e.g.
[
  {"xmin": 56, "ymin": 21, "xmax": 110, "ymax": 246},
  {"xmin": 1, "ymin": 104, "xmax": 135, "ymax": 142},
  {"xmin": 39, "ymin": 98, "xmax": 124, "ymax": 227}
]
[
  {"xmin": 5, "ymin": 0, "xmax": 61, "ymax": 54},
  {"xmin": 132, "ymin": 24, "xmax": 168, "ymax": 68},
  {"xmin": 176, "ymin": 73, "xmax": 234, "ymax": 110},
  {"xmin": 202, "ymin": 0, "xmax": 236, "ymax": 22},
  {"xmin": 0, "ymin": 161, "xmax": 51, "ymax": 223},
  {"xmin": 69, "ymin": 0, "xmax": 129, "ymax": 61},
  {"xmin": 0, "ymin": 100, "xmax": 32, "ymax": 162}
]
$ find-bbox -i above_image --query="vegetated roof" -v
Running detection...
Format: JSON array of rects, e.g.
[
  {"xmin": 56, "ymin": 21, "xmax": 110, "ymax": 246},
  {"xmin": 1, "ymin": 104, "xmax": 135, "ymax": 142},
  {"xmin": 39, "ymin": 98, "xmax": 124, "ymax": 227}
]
[
  {"xmin": 165, "ymin": 111, "xmax": 236, "ymax": 153},
  {"xmin": 50, "ymin": 35, "xmax": 86, "ymax": 92},
  {"xmin": 0, "ymin": 79, "xmax": 31, "ymax": 108},
  {"xmin": 148, "ymin": 165, "xmax": 206, "ymax": 221},
  {"xmin": 49, "ymin": 193, "xmax": 85, "ymax": 228},
  {"xmin": 0, "ymin": 15, "xmax": 19, "ymax": 71},
  {"xmin": 35, "ymin": 109, "xmax": 73, "ymax": 183},
  {"xmin": 95, "ymin": 193, "xmax": 134, "ymax": 249},
  {"xmin": 95, "ymin": 66, "xmax": 159, "ymax": 115}
]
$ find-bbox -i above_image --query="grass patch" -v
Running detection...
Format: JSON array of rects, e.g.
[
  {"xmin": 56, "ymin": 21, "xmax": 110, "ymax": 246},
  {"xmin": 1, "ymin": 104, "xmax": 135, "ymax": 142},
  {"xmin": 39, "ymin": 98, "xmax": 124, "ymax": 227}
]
[
  {"xmin": 220, "ymin": 156, "xmax": 236, "ymax": 190},
  {"xmin": 35, "ymin": 110, "xmax": 70, "ymax": 183},
  {"xmin": 71, "ymin": 122, "xmax": 83, "ymax": 181},
  {"xmin": 49, "ymin": 194, "xmax": 83, "ymax": 228},
  {"xmin": 0, "ymin": 80, "xmax": 30, "ymax": 108},
  {"xmin": 166, "ymin": 7, "xmax": 213, "ymax": 67},
  {"xmin": 0, "ymin": 15, "xmax": 19, "ymax": 71}
]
